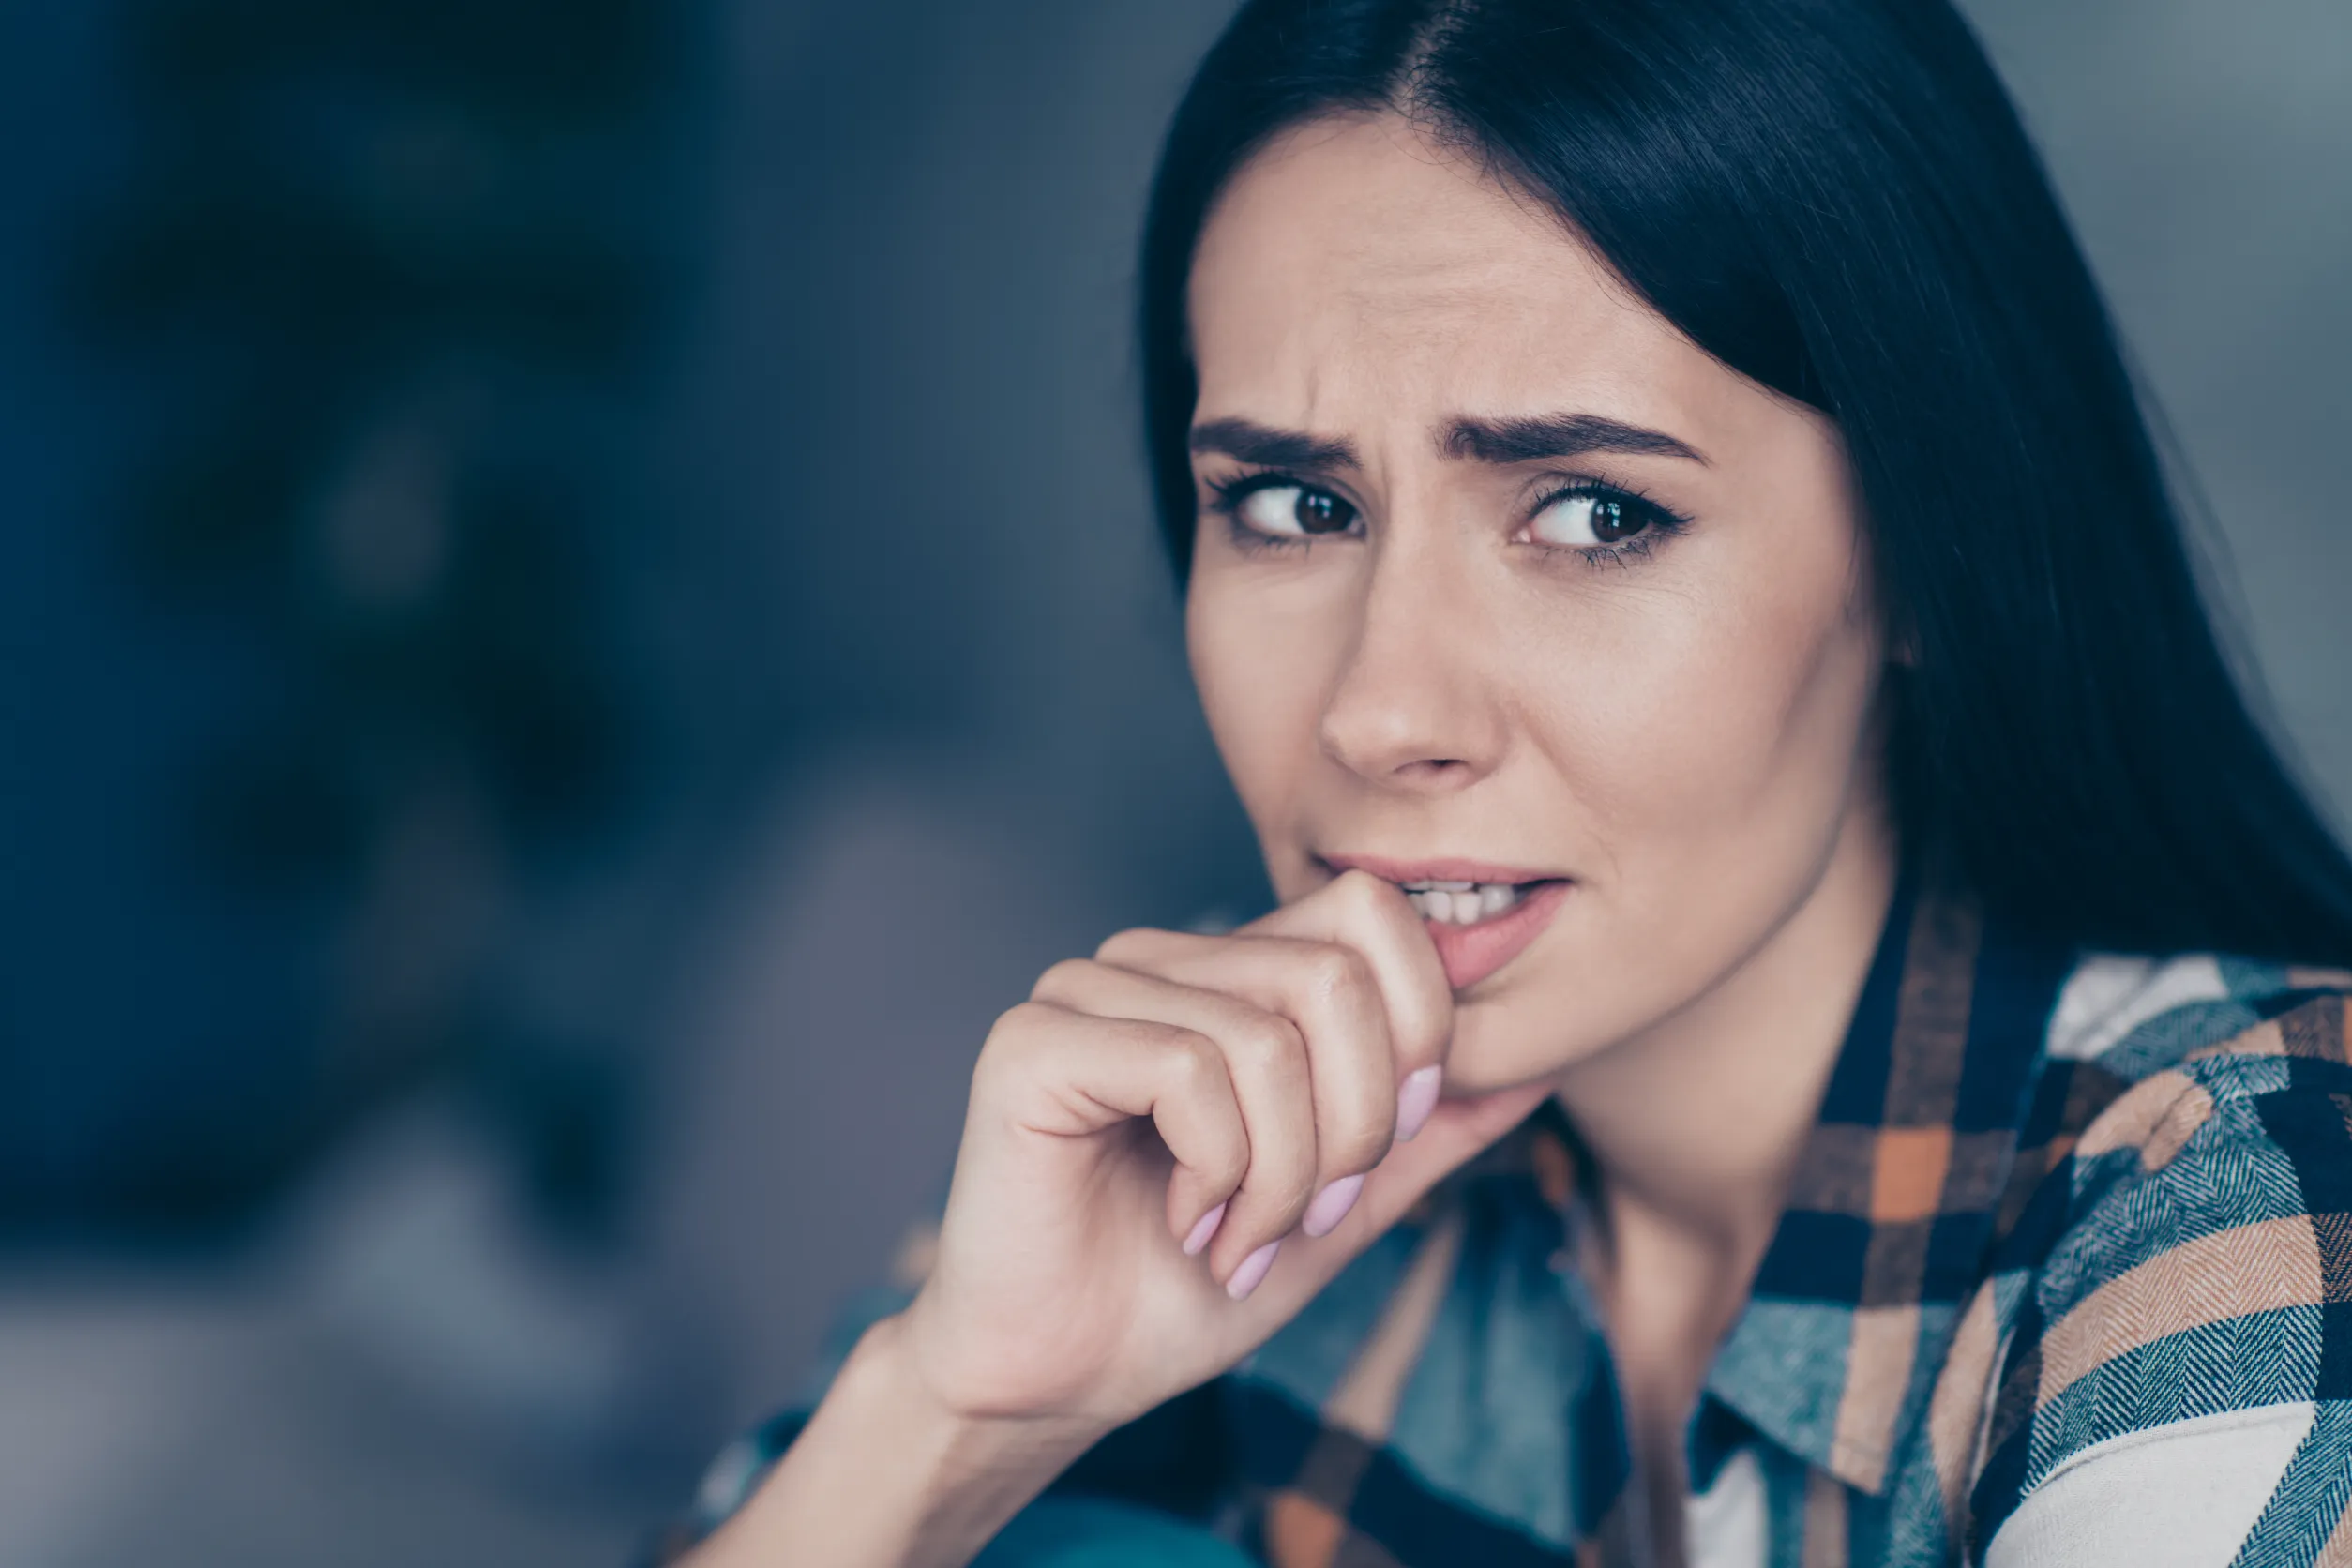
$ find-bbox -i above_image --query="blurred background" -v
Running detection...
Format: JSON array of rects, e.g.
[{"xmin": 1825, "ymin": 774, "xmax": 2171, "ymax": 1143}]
[{"xmin": 0, "ymin": 1, "xmax": 2344, "ymax": 1563}]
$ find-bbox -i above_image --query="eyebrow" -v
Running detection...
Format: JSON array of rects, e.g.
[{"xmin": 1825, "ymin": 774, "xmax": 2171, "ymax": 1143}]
[
  {"xmin": 1186, "ymin": 411, "xmax": 1707, "ymax": 472},
  {"xmin": 1188, "ymin": 417, "xmax": 1360, "ymax": 471},
  {"xmin": 1441, "ymin": 412, "xmax": 1708, "ymax": 466}
]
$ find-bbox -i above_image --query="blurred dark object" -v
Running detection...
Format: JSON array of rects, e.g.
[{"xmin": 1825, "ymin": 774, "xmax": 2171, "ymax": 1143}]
[{"xmin": 38, "ymin": 0, "xmax": 693, "ymax": 1235}]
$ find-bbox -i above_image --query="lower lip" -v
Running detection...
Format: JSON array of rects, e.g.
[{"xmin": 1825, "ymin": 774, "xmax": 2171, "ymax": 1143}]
[{"xmin": 1425, "ymin": 882, "xmax": 1571, "ymax": 991}]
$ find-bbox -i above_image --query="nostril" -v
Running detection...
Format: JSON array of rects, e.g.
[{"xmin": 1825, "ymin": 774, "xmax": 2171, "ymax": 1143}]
[{"xmin": 1315, "ymin": 668, "xmax": 1503, "ymax": 784}]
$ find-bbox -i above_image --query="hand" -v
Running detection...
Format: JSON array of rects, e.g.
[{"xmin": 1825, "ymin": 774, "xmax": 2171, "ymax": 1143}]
[{"xmin": 893, "ymin": 869, "xmax": 1552, "ymax": 1438}]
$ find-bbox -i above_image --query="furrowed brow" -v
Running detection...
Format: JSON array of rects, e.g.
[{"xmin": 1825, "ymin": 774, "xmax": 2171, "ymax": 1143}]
[
  {"xmin": 1188, "ymin": 417, "xmax": 1361, "ymax": 471},
  {"xmin": 1441, "ymin": 412, "xmax": 1708, "ymax": 466}
]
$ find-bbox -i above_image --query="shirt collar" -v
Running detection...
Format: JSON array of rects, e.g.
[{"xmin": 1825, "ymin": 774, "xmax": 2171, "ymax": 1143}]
[{"xmin": 1693, "ymin": 870, "xmax": 2078, "ymax": 1493}]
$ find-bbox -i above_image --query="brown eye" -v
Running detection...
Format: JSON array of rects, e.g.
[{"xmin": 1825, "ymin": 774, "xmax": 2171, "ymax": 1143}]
[
  {"xmin": 1295, "ymin": 490, "xmax": 1353, "ymax": 534},
  {"xmin": 1523, "ymin": 487, "xmax": 1668, "ymax": 550},
  {"xmin": 1233, "ymin": 482, "xmax": 1359, "ymax": 539},
  {"xmin": 1588, "ymin": 497, "xmax": 1638, "ymax": 542}
]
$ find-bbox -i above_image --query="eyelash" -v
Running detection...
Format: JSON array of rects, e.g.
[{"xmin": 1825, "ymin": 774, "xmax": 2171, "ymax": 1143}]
[
  {"xmin": 1202, "ymin": 473, "xmax": 1334, "ymax": 556},
  {"xmin": 1521, "ymin": 476, "xmax": 1693, "ymax": 569},
  {"xmin": 1202, "ymin": 471, "xmax": 1693, "ymax": 568}
]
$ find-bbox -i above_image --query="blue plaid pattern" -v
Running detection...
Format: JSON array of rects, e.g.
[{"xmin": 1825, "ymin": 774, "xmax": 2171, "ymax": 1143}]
[{"xmin": 663, "ymin": 882, "xmax": 2352, "ymax": 1566}]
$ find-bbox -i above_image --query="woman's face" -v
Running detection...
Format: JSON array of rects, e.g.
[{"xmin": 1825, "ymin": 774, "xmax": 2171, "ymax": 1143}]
[{"xmin": 1184, "ymin": 115, "xmax": 1891, "ymax": 1093}]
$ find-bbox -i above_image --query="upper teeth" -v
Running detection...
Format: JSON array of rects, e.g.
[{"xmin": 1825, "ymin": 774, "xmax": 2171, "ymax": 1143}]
[{"xmin": 1400, "ymin": 882, "xmax": 1524, "ymax": 925}]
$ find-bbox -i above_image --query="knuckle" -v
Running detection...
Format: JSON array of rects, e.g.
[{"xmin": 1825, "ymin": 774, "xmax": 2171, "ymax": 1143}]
[
  {"xmin": 1302, "ymin": 941, "xmax": 1371, "ymax": 999},
  {"xmin": 1329, "ymin": 867, "xmax": 1398, "ymax": 917},
  {"xmin": 1228, "ymin": 1014, "xmax": 1307, "ymax": 1075},
  {"xmin": 986, "ymin": 999, "xmax": 1049, "ymax": 1045},
  {"xmin": 1202, "ymin": 1133, "xmax": 1250, "ymax": 1190},
  {"xmin": 1160, "ymin": 1026, "xmax": 1227, "ymax": 1089},
  {"xmin": 1029, "ymin": 957, "xmax": 1094, "ymax": 1003},
  {"xmin": 975, "ymin": 1001, "xmax": 1051, "ymax": 1077},
  {"xmin": 1164, "ymin": 1040, "xmax": 1248, "ymax": 1173},
  {"xmin": 1093, "ymin": 926, "xmax": 1156, "ymax": 964},
  {"xmin": 1326, "ymin": 1107, "xmax": 1395, "ymax": 1172}
]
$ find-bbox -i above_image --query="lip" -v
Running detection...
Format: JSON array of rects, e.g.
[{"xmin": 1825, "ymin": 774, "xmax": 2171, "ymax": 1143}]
[
  {"xmin": 1318, "ymin": 852, "xmax": 1573, "ymax": 991},
  {"xmin": 1319, "ymin": 852, "xmax": 1563, "ymax": 887}
]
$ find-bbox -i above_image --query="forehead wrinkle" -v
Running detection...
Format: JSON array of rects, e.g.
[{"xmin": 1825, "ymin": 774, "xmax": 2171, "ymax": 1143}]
[
  {"xmin": 1193, "ymin": 116, "xmax": 1732, "ymax": 482},
  {"xmin": 1330, "ymin": 245, "xmax": 1554, "ymax": 326}
]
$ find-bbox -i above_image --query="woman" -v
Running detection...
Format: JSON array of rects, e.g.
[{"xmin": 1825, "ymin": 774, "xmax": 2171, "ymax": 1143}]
[{"xmin": 668, "ymin": 0, "xmax": 2352, "ymax": 1562}]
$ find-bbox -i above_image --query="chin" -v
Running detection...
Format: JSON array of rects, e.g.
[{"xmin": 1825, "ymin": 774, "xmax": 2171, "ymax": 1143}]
[{"xmin": 1441, "ymin": 995, "xmax": 1605, "ymax": 1096}]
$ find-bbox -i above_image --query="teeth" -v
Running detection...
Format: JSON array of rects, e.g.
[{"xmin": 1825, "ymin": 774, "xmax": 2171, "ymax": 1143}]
[{"xmin": 1404, "ymin": 882, "xmax": 1528, "ymax": 926}]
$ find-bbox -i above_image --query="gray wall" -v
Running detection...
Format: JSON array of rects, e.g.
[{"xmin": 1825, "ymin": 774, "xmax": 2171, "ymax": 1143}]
[{"xmin": 1969, "ymin": 0, "xmax": 2352, "ymax": 819}]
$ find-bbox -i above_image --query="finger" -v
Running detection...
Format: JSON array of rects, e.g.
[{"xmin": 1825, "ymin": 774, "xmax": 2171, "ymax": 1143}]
[
  {"xmin": 1345, "ymin": 1083, "xmax": 1555, "ymax": 1240},
  {"xmin": 1028, "ymin": 962, "xmax": 1321, "ymax": 1278},
  {"xmin": 1225, "ymin": 1082, "xmax": 1555, "ymax": 1325},
  {"xmin": 973, "ymin": 1001, "xmax": 1249, "ymax": 1244},
  {"xmin": 1078, "ymin": 937, "xmax": 1397, "ymax": 1191},
  {"xmin": 1108, "ymin": 868, "xmax": 1451, "ymax": 1137},
  {"xmin": 1247, "ymin": 869, "xmax": 1453, "ymax": 1102}
]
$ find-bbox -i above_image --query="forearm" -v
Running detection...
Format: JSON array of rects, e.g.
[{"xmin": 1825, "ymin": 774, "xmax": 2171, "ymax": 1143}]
[{"xmin": 682, "ymin": 1314, "xmax": 1106, "ymax": 1568}]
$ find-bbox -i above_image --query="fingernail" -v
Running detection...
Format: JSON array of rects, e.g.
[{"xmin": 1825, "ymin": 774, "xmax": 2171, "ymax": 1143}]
[
  {"xmin": 1395, "ymin": 1066, "xmax": 1443, "ymax": 1141},
  {"xmin": 1301, "ymin": 1173, "xmax": 1364, "ymax": 1238},
  {"xmin": 1182, "ymin": 1201, "xmax": 1227, "ymax": 1258},
  {"xmin": 1226, "ymin": 1240, "xmax": 1280, "ymax": 1301}
]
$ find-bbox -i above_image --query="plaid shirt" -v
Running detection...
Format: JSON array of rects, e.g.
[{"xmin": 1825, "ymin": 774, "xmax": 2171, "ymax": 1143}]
[{"xmin": 665, "ymin": 882, "xmax": 2352, "ymax": 1566}]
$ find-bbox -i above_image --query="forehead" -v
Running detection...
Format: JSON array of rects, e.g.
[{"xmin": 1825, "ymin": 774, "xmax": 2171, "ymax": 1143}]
[{"xmin": 1187, "ymin": 115, "xmax": 1724, "ymax": 434}]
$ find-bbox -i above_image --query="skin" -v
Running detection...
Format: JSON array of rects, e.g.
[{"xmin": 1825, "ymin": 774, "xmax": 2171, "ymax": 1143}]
[{"xmin": 693, "ymin": 114, "xmax": 1898, "ymax": 1568}]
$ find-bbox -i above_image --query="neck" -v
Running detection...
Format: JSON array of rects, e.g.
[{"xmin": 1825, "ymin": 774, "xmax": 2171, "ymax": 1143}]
[{"xmin": 1552, "ymin": 802, "xmax": 1900, "ymax": 1275}]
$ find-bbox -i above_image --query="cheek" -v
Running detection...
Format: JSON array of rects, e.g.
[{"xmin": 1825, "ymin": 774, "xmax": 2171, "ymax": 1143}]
[
  {"xmin": 1440, "ymin": 538, "xmax": 1882, "ymax": 1082},
  {"xmin": 1525, "ymin": 543, "xmax": 1880, "ymax": 861}
]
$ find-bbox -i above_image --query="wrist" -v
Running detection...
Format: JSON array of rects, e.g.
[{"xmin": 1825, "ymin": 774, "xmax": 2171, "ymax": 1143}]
[
  {"xmin": 857, "ymin": 1311, "xmax": 1109, "ymax": 1479},
  {"xmin": 694, "ymin": 1314, "xmax": 1105, "ymax": 1568}
]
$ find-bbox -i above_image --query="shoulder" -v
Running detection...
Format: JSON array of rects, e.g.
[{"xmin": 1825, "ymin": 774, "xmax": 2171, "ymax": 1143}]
[
  {"xmin": 2043, "ymin": 951, "xmax": 2352, "ymax": 1213},
  {"xmin": 2041, "ymin": 949, "xmax": 2350, "ymax": 1087},
  {"xmin": 1971, "ymin": 961, "xmax": 2352, "ymax": 1562},
  {"xmin": 2038, "ymin": 959, "xmax": 2352, "ymax": 1299}
]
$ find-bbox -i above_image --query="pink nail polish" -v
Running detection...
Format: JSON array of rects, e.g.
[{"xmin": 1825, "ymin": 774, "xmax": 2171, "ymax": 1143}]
[
  {"xmin": 1226, "ymin": 1240, "xmax": 1280, "ymax": 1300},
  {"xmin": 1395, "ymin": 1065, "xmax": 1443, "ymax": 1140},
  {"xmin": 1183, "ymin": 1201, "xmax": 1227, "ymax": 1257},
  {"xmin": 1302, "ymin": 1173, "xmax": 1364, "ymax": 1238}
]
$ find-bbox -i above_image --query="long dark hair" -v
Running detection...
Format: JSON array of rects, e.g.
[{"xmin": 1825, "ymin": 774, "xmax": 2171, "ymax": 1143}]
[{"xmin": 1138, "ymin": 0, "xmax": 2352, "ymax": 965}]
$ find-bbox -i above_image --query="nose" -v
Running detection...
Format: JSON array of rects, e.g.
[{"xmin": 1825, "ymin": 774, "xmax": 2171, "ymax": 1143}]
[{"xmin": 1316, "ymin": 537, "xmax": 1507, "ymax": 793}]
